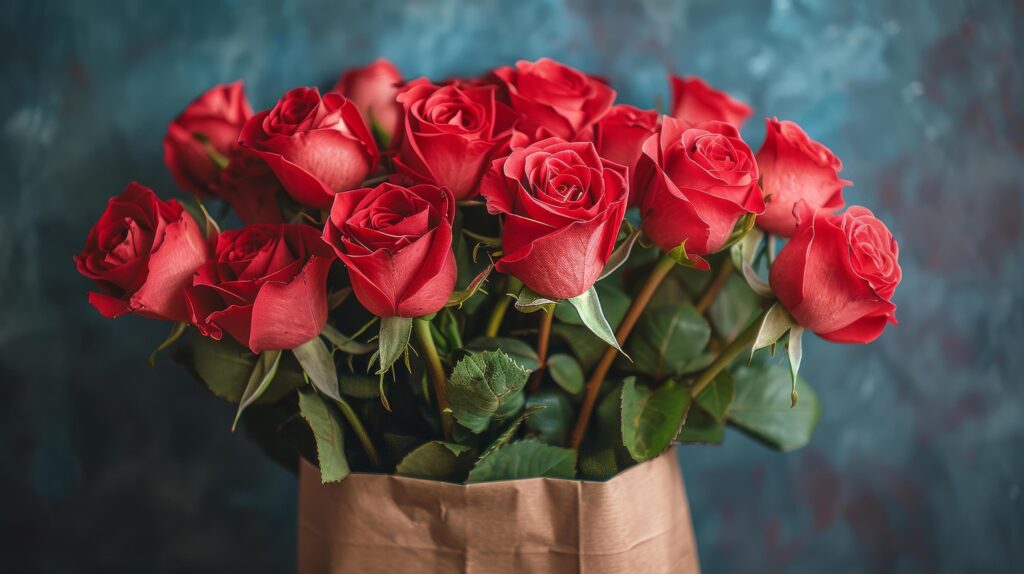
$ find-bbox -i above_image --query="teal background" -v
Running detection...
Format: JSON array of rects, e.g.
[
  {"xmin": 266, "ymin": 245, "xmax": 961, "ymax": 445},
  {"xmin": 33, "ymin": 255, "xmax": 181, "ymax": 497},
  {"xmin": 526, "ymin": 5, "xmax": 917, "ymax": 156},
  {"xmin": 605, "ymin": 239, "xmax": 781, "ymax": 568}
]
[{"xmin": 2, "ymin": 0, "xmax": 1022, "ymax": 572}]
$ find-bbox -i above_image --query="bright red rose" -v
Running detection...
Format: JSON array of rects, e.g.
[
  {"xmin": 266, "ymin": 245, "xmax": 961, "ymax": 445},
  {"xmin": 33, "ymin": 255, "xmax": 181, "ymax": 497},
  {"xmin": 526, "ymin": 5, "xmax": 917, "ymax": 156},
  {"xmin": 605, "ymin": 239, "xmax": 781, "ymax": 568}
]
[
  {"xmin": 669, "ymin": 75, "xmax": 753, "ymax": 128},
  {"xmin": 75, "ymin": 182, "xmax": 209, "ymax": 322},
  {"xmin": 211, "ymin": 148, "xmax": 284, "ymax": 226},
  {"xmin": 163, "ymin": 82, "xmax": 253, "ymax": 196},
  {"xmin": 769, "ymin": 204, "xmax": 900, "ymax": 344},
  {"xmin": 594, "ymin": 104, "xmax": 659, "ymax": 187},
  {"xmin": 239, "ymin": 87, "xmax": 379, "ymax": 210},
  {"xmin": 480, "ymin": 138, "xmax": 627, "ymax": 300},
  {"xmin": 392, "ymin": 79, "xmax": 517, "ymax": 200},
  {"xmin": 634, "ymin": 117, "xmax": 764, "ymax": 268},
  {"xmin": 323, "ymin": 183, "xmax": 456, "ymax": 318},
  {"xmin": 755, "ymin": 118, "xmax": 851, "ymax": 236},
  {"xmin": 493, "ymin": 58, "xmax": 615, "ymax": 147},
  {"xmin": 333, "ymin": 58, "xmax": 404, "ymax": 140},
  {"xmin": 185, "ymin": 224, "xmax": 335, "ymax": 353}
]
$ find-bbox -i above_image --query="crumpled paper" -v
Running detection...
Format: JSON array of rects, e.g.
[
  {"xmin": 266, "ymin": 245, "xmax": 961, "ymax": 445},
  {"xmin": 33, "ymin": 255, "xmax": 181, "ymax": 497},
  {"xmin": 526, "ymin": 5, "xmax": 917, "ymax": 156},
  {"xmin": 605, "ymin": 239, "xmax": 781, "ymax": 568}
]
[{"xmin": 298, "ymin": 449, "xmax": 699, "ymax": 573}]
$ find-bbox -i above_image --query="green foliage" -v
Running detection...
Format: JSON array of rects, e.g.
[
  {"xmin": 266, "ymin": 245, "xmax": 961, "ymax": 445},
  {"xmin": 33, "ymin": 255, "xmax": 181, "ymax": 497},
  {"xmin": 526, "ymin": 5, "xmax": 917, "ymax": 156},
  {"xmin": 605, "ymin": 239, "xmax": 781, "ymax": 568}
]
[
  {"xmin": 567, "ymin": 286, "xmax": 624, "ymax": 353},
  {"xmin": 182, "ymin": 333, "xmax": 303, "ymax": 404},
  {"xmin": 620, "ymin": 377, "xmax": 692, "ymax": 462},
  {"xmin": 447, "ymin": 350, "xmax": 530, "ymax": 433},
  {"xmin": 525, "ymin": 390, "xmax": 573, "ymax": 445},
  {"xmin": 298, "ymin": 387, "xmax": 350, "ymax": 482},
  {"xmin": 377, "ymin": 316, "xmax": 413, "ymax": 375},
  {"xmin": 464, "ymin": 337, "xmax": 540, "ymax": 371},
  {"xmin": 628, "ymin": 304, "xmax": 711, "ymax": 379},
  {"xmin": 467, "ymin": 439, "xmax": 577, "ymax": 483},
  {"xmin": 546, "ymin": 353, "xmax": 584, "ymax": 394},
  {"xmin": 695, "ymin": 371, "xmax": 735, "ymax": 421},
  {"xmin": 395, "ymin": 441, "xmax": 475, "ymax": 482},
  {"xmin": 675, "ymin": 406, "xmax": 725, "ymax": 445},
  {"xmin": 232, "ymin": 350, "xmax": 283, "ymax": 431},
  {"xmin": 728, "ymin": 363, "xmax": 821, "ymax": 452}
]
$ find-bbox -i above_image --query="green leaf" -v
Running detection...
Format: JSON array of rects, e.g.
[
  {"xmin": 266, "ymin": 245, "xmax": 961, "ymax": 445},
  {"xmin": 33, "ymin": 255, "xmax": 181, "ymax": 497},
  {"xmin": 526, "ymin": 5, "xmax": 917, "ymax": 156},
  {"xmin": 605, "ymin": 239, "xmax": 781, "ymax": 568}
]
[
  {"xmin": 751, "ymin": 302, "xmax": 797, "ymax": 357},
  {"xmin": 395, "ymin": 441, "xmax": 474, "ymax": 482},
  {"xmin": 180, "ymin": 334, "xmax": 301, "ymax": 404},
  {"xmin": 709, "ymin": 275, "xmax": 761, "ymax": 339},
  {"xmin": 297, "ymin": 387, "xmax": 350, "ymax": 482},
  {"xmin": 148, "ymin": 322, "xmax": 188, "ymax": 367},
  {"xmin": 547, "ymin": 353, "xmax": 584, "ymax": 394},
  {"xmin": 479, "ymin": 404, "xmax": 545, "ymax": 459},
  {"xmin": 377, "ymin": 316, "xmax": 413, "ymax": 375},
  {"xmin": 465, "ymin": 337, "xmax": 540, "ymax": 371},
  {"xmin": 553, "ymin": 324, "xmax": 606, "ymax": 371},
  {"xmin": 695, "ymin": 371, "xmax": 735, "ymax": 421},
  {"xmin": 567, "ymin": 286, "xmax": 624, "ymax": 354},
  {"xmin": 292, "ymin": 336, "xmax": 341, "ymax": 401},
  {"xmin": 629, "ymin": 304, "xmax": 711, "ymax": 379},
  {"xmin": 620, "ymin": 378, "xmax": 692, "ymax": 462},
  {"xmin": 321, "ymin": 323, "xmax": 375, "ymax": 355},
  {"xmin": 598, "ymin": 227, "xmax": 642, "ymax": 280},
  {"xmin": 555, "ymin": 282, "xmax": 629, "ymax": 328},
  {"xmin": 788, "ymin": 326, "xmax": 805, "ymax": 406},
  {"xmin": 232, "ymin": 350, "xmax": 283, "ymax": 431},
  {"xmin": 675, "ymin": 405, "xmax": 725, "ymax": 445},
  {"xmin": 579, "ymin": 382, "xmax": 626, "ymax": 480},
  {"xmin": 467, "ymin": 440, "xmax": 577, "ymax": 483},
  {"xmin": 338, "ymin": 374, "xmax": 380, "ymax": 399},
  {"xmin": 447, "ymin": 264, "xmax": 493, "ymax": 308},
  {"xmin": 728, "ymin": 364, "xmax": 821, "ymax": 452},
  {"xmin": 729, "ymin": 227, "xmax": 772, "ymax": 297},
  {"xmin": 525, "ymin": 390, "xmax": 573, "ymax": 445},
  {"xmin": 515, "ymin": 285, "xmax": 558, "ymax": 313},
  {"xmin": 718, "ymin": 212, "xmax": 757, "ymax": 252},
  {"xmin": 448, "ymin": 350, "xmax": 530, "ymax": 433}
]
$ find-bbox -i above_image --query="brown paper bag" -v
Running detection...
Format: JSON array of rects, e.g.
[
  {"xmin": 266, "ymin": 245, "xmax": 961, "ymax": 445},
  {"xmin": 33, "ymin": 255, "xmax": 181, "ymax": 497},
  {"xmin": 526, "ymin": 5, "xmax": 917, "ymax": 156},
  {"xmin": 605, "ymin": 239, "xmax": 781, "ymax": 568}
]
[{"xmin": 298, "ymin": 448, "xmax": 699, "ymax": 573}]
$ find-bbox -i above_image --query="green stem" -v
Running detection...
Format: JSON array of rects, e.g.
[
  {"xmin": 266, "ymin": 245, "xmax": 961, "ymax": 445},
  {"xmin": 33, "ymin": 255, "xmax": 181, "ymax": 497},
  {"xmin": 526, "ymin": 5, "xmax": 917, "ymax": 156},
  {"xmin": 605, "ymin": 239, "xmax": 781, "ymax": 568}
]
[
  {"xmin": 485, "ymin": 277, "xmax": 521, "ymax": 337},
  {"xmin": 333, "ymin": 394, "xmax": 381, "ymax": 468},
  {"xmin": 413, "ymin": 318, "xmax": 453, "ymax": 441},
  {"xmin": 690, "ymin": 306, "xmax": 770, "ymax": 398}
]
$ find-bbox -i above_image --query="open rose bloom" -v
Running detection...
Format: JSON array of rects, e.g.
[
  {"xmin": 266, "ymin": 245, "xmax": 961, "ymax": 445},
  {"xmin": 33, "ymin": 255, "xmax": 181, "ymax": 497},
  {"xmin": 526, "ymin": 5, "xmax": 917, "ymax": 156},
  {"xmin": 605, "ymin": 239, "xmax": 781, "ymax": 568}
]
[{"xmin": 77, "ymin": 58, "xmax": 901, "ymax": 573}]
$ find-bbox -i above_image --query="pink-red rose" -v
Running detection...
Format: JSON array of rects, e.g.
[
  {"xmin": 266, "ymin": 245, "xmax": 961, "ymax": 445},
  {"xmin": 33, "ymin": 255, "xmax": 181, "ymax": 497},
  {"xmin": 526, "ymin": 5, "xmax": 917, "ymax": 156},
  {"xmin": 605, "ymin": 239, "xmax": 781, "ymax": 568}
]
[
  {"xmin": 392, "ymin": 79, "xmax": 516, "ymax": 200},
  {"xmin": 323, "ymin": 183, "xmax": 456, "ymax": 318},
  {"xmin": 669, "ymin": 75, "xmax": 752, "ymax": 128},
  {"xmin": 755, "ymin": 117, "xmax": 851, "ymax": 236},
  {"xmin": 480, "ymin": 138, "xmax": 627, "ymax": 300},
  {"xmin": 239, "ymin": 87, "xmax": 379, "ymax": 210},
  {"xmin": 493, "ymin": 58, "xmax": 615, "ymax": 147},
  {"xmin": 75, "ymin": 182, "xmax": 209, "ymax": 322},
  {"xmin": 634, "ymin": 117, "xmax": 764, "ymax": 268},
  {"xmin": 333, "ymin": 58, "xmax": 404, "ymax": 140},
  {"xmin": 163, "ymin": 82, "xmax": 253, "ymax": 196},
  {"xmin": 211, "ymin": 148, "xmax": 284, "ymax": 226},
  {"xmin": 594, "ymin": 104, "xmax": 659, "ymax": 188},
  {"xmin": 185, "ymin": 224, "xmax": 335, "ymax": 353},
  {"xmin": 769, "ymin": 204, "xmax": 901, "ymax": 344}
]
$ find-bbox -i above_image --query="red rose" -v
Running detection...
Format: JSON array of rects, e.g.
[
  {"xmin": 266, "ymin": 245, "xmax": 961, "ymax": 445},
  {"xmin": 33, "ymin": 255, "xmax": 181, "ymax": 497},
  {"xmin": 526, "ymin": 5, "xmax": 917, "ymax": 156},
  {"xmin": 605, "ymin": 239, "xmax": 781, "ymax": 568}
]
[
  {"xmin": 239, "ymin": 87, "xmax": 379, "ymax": 210},
  {"xmin": 185, "ymin": 224, "xmax": 335, "ymax": 353},
  {"xmin": 75, "ymin": 182, "xmax": 209, "ymax": 322},
  {"xmin": 493, "ymin": 58, "xmax": 615, "ymax": 147},
  {"xmin": 333, "ymin": 58, "xmax": 404, "ymax": 140},
  {"xmin": 392, "ymin": 79, "xmax": 516, "ymax": 200},
  {"xmin": 480, "ymin": 138, "xmax": 627, "ymax": 300},
  {"xmin": 755, "ymin": 118, "xmax": 851, "ymax": 236},
  {"xmin": 323, "ymin": 183, "xmax": 456, "ymax": 318},
  {"xmin": 594, "ymin": 104, "xmax": 659, "ymax": 188},
  {"xmin": 163, "ymin": 82, "xmax": 253, "ymax": 196},
  {"xmin": 634, "ymin": 117, "xmax": 764, "ymax": 268},
  {"xmin": 211, "ymin": 148, "xmax": 284, "ymax": 226},
  {"xmin": 769, "ymin": 204, "xmax": 900, "ymax": 343},
  {"xmin": 669, "ymin": 75, "xmax": 753, "ymax": 128}
]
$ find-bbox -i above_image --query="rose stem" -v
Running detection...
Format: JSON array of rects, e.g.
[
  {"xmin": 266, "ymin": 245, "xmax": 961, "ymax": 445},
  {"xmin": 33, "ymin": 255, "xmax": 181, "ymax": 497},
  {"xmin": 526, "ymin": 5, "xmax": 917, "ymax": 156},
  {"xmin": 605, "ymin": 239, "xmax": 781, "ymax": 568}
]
[
  {"xmin": 694, "ymin": 258, "xmax": 734, "ymax": 313},
  {"xmin": 689, "ymin": 306, "xmax": 770, "ymax": 398},
  {"xmin": 485, "ymin": 276, "xmax": 521, "ymax": 337},
  {"xmin": 569, "ymin": 253, "xmax": 677, "ymax": 449},
  {"xmin": 526, "ymin": 305, "xmax": 555, "ymax": 391},
  {"xmin": 333, "ymin": 394, "xmax": 382, "ymax": 468},
  {"xmin": 413, "ymin": 317, "xmax": 454, "ymax": 441}
]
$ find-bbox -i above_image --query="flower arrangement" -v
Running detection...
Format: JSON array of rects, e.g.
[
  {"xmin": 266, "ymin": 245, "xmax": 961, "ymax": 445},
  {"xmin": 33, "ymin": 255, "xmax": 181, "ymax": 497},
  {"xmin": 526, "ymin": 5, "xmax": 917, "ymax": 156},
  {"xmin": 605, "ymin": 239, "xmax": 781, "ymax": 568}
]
[{"xmin": 76, "ymin": 58, "xmax": 901, "ymax": 484}]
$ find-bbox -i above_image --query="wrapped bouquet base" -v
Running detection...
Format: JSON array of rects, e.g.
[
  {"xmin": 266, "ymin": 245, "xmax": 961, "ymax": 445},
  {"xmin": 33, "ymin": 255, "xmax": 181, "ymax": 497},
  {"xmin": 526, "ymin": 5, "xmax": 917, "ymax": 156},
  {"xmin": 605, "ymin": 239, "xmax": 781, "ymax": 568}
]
[{"xmin": 298, "ymin": 449, "xmax": 699, "ymax": 573}]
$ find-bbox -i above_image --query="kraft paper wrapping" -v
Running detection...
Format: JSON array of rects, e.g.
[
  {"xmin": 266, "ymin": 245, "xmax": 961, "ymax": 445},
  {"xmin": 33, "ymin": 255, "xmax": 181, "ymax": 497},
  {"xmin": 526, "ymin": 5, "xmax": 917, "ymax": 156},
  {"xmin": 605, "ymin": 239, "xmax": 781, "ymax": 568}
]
[{"xmin": 298, "ymin": 449, "xmax": 699, "ymax": 573}]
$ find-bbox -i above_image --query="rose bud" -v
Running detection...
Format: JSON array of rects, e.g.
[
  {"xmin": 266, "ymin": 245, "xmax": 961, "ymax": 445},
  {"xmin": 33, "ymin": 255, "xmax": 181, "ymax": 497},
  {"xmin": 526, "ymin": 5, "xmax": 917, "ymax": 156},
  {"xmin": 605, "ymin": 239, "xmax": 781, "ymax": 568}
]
[
  {"xmin": 238, "ymin": 87, "xmax": 380, "ymax": 210},
  {"xmin": 211, "ymin": 148, "xmax": 284, "ymax": 226},
  {"xmin": 669, "ymin": 75, "xmax": 753, "ymax": 128},
  {"xmin": 594, "ymin": 105, "xmax": 659, "ymax": 190},
  {"xmin": 163, "ymin": 82, "xmax": 253, "ymax": 196},
  {"xmin": 769, "ymin": 204, "xmax": 901, "ymax": 344},
  {"xmin": 480, "ymin": 138, "xmax": 627, "ymax": 300},
  {"xmin": 333, "ymin": 58, "xmax": 404, "ymax": 141},
  {"xmin": 75, "ymin": 182, "xmax": 210, "ymax": 322},
  {"xmin": 755, "ymin": 117, "xmax": 852, "ymax": 236},
  {"xmin": 633, "ymin": 117, "xmax": 764, "ymax": 269},
  {"xmin": 185, "ymin": 224, "xmax": 335, "ymax": 353},
  {"xmin": 492, "ymin": 58, "xmax": 616, "ymax": 147},
  {"xmin": 323, "ymin": 183, "xmax": 457, "ymax": 318},
  {"xmin": 392, "ymin": 79, "xmax": 517, "ymax": 200}
]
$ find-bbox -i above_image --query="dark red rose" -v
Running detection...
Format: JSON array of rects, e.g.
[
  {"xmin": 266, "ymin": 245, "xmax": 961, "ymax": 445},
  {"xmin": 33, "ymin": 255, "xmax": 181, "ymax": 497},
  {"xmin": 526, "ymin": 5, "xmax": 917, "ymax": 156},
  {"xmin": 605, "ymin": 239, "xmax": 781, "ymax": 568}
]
[
  {"xmin": 480, "ymin": 138, "xmax": 627, "ymax": 300},
  {"xmin": 392, "ymin": 79, "xmax": 517, "ymax": 200},
  {"xmin": 163, "ymin": 82, "xmax": 252, "ymax": 196},
  {"xmin": 493, "ymin": 58, "xmax": 615, "ymax": 147},
  {"xmin": 634, "ymin": 117, "xmax": 764, "ymax": 268},
  {"xmin": 185, "ymin": 224, "xmax": 335, "ymax": 353},
  {"xmin": 333, "ymin": 58, "xmax": 404, "ymax": 140},
  {"xmin": 75, "ymin": 182, "xmax": 209, "ymax": 322},
  {"xmin": 669, "ymin": 75, "xmax": 753, "ymax": 128},
  {"xmin": 211, "ymin": 148, "xmax": 284, "ymax": 226},
  {"xmin": 324, "ymin": 183, "xmax": 456, "ymax": 318},
  {"xmin": 755, "ymin": 117, "xmax": 851, "ymax": 236},
  {"xmin": 770, "ymin": 204, "xmax": 900, "ymax": 343},
  {"xmin": 594, "ymin": 104, "xmax": 659, "ymax": 186},
  {"xmin": 239, "ymin": 87, "xmax": 379, "ymax": 210}
]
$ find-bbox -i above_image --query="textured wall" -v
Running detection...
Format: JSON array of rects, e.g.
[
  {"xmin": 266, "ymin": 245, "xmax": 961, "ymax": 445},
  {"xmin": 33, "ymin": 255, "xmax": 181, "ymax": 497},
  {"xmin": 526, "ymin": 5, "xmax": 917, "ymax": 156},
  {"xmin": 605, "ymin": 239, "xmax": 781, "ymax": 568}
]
[{"xmin": 1, "ymin": 0, "xmax": 1021, "ymax": 572}]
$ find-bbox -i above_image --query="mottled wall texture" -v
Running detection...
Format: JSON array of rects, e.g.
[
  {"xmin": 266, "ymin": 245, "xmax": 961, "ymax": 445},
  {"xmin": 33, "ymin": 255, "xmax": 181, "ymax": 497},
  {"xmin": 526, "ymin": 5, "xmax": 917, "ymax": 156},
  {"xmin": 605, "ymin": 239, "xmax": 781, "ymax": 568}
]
[{"xmin": 1, "ymin": 0, "xmax": 1021, "ymax": 572}]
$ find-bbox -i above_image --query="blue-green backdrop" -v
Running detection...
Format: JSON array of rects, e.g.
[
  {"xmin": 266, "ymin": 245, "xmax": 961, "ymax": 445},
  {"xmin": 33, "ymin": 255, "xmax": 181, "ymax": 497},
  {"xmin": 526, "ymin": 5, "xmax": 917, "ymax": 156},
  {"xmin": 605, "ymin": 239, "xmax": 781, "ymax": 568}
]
[{"xmin": 2, "ymin": 1, "xmax": 1022, "ymax": 572}]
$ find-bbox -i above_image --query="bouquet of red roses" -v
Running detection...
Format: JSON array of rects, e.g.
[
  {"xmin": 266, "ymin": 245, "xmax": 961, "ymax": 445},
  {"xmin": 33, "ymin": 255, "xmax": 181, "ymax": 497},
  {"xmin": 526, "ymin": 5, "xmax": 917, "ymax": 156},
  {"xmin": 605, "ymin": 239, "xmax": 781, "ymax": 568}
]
[{"xmin": 75, "ymin": 58, "xmax": 901, "ymax": 484}]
